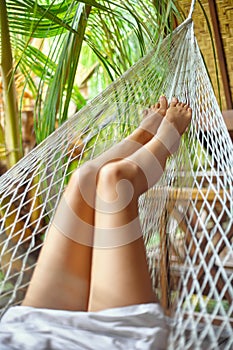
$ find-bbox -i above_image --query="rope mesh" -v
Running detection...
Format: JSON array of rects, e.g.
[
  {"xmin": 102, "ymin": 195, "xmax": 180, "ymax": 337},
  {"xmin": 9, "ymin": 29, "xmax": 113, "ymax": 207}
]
[{"xmin": 0, "ymin": 19, "xmax": 232, "ymax": 349}]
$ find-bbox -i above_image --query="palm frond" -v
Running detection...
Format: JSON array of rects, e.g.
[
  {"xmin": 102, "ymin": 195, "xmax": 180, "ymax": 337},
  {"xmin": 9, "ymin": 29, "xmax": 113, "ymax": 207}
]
[
  {"xmin": 1, "ymin": 0, "xmax": 181, "ymax": 151},
  {"xmin": 5, "ymin": 0, "xmax": 78, "ymax": 38}
]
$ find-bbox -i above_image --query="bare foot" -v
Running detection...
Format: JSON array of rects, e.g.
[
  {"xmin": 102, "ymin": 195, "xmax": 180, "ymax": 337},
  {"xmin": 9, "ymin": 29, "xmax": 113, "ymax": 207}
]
[
  {"xmin": 165, "ymin": 97, "xmax": 192, "ymax": 136},
  {"xmin": 139, "ymin": 95, "xmax": 168, "ymax": 136},
  {"xmin": 155, "ymin": 97, "xmax": 192, "ymax": 155},
  {"xmin": 143, "ymin": 95, "xmax": 168, "ymax": 118}
]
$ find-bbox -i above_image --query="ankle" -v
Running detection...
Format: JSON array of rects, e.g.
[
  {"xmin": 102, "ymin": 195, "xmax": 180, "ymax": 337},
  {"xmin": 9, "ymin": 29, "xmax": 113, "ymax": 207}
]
[
  {"xmin": 139, "ymin": 112, "xmax": 164, "ymax": 136},
  {"xmin": 129, "ymin": 127, "xmax": 153, "ymax": 145},
  {"xmin": 155, "ymin": 117, "xmax": 181, "ymax": 155}
]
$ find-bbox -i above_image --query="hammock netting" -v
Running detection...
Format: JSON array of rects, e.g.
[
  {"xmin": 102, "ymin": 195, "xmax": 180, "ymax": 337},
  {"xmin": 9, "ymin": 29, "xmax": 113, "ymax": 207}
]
[{"xmin": 0, "ymin": 16, "xmax": 233, "ymax": 349}]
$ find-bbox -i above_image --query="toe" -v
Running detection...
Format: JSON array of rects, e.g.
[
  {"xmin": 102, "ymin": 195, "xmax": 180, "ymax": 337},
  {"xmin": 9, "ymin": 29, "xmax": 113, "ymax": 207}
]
[
  {"xmin": 147, "ymin": 103, "xmax": 160, "ymax": 114},
  {"xmin": 186, "ymin": 108, "xmax": 192, "ymax": 123},
  {"xmin": 177, "ymin": 102, "xmax": 183, "ymax": 107},
  {"xmin": 143, "ymin": 108, "xmax": 149, "ymax": 117},
  {"xmin": 170, "ymin": 97, "xmax": 178, "ymax": 107},
  {"xmin": 159, "ymin": 95, "xmax": 168, "ymax": 109},
  {"xmin": 153, "ymin": 103, "xmax": 160, "ymax": 110},
  {"xmin": 157, "ymin": 95, "xmax": 167, "ymax": 116}
]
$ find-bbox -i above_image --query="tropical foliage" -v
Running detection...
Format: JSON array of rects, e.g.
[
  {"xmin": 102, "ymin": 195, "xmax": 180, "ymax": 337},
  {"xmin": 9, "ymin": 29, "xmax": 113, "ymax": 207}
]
[{"xmin": 0, "ymin": 0, "xmax": 183, "ymax": 171}]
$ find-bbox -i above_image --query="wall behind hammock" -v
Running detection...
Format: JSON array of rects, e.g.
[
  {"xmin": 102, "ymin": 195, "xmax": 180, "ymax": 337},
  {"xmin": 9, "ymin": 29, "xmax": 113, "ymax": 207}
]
[{"xmin": 178, "ymin": 0, "xmax": 233, "ymax": 112}]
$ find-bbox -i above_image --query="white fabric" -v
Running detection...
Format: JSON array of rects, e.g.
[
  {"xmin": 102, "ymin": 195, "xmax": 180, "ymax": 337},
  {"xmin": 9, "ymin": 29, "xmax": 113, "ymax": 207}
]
[{"xmin": 0, "ymin": 303, "xmax": 168, "ymax": 349}]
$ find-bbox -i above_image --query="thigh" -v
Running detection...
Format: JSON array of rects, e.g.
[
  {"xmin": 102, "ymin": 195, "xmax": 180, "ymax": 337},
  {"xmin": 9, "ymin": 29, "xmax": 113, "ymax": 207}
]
[
  {"xmin": 88, "ymin": 161, "xmax": 157, "ymax": 311},
  {"xmin": 88, "ymin": 236, "xmax": 157, "ymax": 312},
  {"xmin": 22, "ymin": 165, "xmax": 96, "ymax": 311}
]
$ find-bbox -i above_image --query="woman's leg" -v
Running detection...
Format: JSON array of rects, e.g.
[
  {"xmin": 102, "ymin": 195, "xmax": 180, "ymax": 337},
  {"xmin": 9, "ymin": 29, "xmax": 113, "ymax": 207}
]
[
  {"xmin": 22, "ymin": 164, "xmax": 96, "ymax": 311},
  {"xmin": 22, "ymin": 97, "xmax": 168, "ymax": 311},
  {"xmin": 88, "ymin": 101, "xmax": 192, "ymax": 311},
  {"xmin": 90, "ymin": 95, "xmax": 168, "ymax": 167}
]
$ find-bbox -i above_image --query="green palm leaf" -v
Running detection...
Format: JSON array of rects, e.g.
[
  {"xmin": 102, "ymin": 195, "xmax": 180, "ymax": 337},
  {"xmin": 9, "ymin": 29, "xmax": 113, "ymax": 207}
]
[{"xmin": 1, "ymin": 0, "xmax": 182, "ymax": 165}]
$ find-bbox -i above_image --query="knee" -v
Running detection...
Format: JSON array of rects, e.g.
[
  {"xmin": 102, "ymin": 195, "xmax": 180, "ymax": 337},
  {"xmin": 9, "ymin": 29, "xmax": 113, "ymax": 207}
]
[
  {"xmin": 97, "ymin": 160, "xmax": 139, "ymax": 188},
  {"xmin": 65, "ymin": 163, "xmax": 99, "ymax": 207},
  {"xmin": 69, "ymin": 162, "xmax": 98, "ymax": 193},
  {"xmin": 96, "ymin": 160, "xmax": 143, "ymax": 211}
]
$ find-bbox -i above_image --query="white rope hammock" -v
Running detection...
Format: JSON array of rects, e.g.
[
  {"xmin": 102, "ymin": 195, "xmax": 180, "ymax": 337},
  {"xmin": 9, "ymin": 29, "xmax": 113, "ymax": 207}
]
[{"xmin": 0, "ymin": 5, "xmax": 233, "ymax": 349}]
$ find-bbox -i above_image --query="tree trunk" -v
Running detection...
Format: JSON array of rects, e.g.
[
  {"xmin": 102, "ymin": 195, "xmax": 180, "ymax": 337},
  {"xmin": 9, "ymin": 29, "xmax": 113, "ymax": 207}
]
[{"xmin": 0, "ymin": 0, "xmax": 22, "ymax": 168}]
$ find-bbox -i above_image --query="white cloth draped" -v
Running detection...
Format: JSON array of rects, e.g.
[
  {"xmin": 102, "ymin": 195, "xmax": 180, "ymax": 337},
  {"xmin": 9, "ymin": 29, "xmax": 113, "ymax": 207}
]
[{"xmin": 0, "ymin": 303, "xmax": 168, "ymax": 349}]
